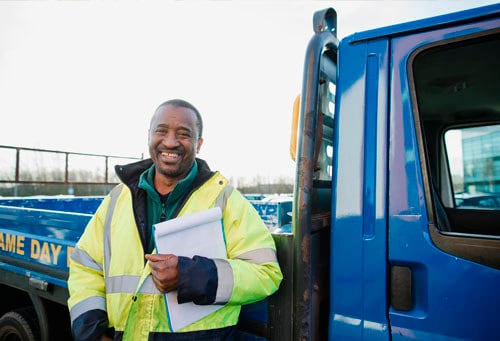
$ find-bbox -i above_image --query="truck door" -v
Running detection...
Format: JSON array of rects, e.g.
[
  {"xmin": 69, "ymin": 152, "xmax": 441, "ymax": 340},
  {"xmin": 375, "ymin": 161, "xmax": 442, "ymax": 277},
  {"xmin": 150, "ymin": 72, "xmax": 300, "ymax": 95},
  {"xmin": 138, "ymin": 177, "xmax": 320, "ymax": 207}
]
[{"xmin": 388, "ymin": 8, "xmax": 500, "ymax": 340}]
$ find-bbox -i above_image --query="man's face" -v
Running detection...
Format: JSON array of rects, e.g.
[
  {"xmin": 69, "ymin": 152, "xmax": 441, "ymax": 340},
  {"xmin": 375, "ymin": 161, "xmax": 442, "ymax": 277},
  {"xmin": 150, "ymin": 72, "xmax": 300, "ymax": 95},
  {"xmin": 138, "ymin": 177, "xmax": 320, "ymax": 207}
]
[{"xmin": 148, "ymin": 104, "xmax": 203, "ymax": 182}]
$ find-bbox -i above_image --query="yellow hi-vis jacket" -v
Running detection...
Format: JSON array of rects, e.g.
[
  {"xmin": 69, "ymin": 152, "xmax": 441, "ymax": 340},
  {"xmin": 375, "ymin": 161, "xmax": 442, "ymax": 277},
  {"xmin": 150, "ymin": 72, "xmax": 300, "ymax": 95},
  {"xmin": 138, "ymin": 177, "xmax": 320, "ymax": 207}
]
[{"xmin": 67, "ymin": 160, "xmax": 282, "ymax": 340}]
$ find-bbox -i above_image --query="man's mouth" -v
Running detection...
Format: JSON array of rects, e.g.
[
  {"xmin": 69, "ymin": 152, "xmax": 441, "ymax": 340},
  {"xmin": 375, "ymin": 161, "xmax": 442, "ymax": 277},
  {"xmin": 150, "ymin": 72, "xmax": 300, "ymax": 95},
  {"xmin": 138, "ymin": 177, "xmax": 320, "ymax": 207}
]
[{"xmin": 159, "ymin": 151, "xmax": 180, "ymax": 162}]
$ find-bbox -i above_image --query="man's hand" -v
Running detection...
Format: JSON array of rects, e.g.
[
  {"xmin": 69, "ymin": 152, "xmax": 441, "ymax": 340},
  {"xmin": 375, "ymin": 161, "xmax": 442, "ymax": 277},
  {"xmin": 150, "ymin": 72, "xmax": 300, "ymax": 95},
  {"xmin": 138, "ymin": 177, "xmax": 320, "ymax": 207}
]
[{"xmin": 145, "ymin": 254, "xmax": 179, "ymax": 293}]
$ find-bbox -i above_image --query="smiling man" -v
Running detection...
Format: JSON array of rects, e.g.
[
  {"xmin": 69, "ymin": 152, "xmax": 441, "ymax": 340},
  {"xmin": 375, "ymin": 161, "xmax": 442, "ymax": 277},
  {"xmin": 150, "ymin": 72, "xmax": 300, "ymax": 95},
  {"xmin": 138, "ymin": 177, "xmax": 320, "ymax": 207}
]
[{"xmin": 67, "ymin": 99, "xmax": 283, "ymax": 340}]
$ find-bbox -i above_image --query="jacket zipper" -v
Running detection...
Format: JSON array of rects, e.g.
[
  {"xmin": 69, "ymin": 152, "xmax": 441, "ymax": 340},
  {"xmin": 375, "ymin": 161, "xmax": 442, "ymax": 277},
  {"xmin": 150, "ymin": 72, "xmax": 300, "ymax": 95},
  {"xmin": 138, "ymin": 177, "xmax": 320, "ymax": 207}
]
[{"xmin": 160, "ymin": 202, "xmax": 166, "ymax": 222}]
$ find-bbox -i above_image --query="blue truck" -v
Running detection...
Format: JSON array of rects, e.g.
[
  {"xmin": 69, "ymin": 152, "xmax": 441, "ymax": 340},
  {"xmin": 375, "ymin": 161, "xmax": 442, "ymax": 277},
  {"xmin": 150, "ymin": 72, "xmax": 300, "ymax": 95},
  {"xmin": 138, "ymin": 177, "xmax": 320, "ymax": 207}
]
[{"xmin": 1, "ymin": 3, "xmax": 500, "ymax": 340}]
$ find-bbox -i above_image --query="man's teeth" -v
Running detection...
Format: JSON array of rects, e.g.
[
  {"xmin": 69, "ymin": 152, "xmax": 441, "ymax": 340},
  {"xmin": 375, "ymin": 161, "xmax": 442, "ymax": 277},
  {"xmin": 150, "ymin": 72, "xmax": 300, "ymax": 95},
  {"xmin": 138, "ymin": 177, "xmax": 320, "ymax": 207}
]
[{"xmin": 161, "ymin": 152, "xmax": 177, "ymax": 157}]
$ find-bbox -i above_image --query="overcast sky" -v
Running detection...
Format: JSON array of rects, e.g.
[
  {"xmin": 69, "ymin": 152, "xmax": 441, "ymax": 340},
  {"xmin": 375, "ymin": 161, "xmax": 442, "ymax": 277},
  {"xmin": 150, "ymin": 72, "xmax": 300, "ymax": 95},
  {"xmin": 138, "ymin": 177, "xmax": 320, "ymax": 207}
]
[{"xmin": 0, "ymin": 0, "xmax": 497, "ymax": 182}]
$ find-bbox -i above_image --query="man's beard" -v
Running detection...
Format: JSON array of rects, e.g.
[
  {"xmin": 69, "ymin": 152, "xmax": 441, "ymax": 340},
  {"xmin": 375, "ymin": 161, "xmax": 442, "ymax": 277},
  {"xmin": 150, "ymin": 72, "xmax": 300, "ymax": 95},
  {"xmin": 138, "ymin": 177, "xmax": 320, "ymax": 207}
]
[{"xmin": 157, "ymin": 164, "xmax": 184, "ymax": 179}]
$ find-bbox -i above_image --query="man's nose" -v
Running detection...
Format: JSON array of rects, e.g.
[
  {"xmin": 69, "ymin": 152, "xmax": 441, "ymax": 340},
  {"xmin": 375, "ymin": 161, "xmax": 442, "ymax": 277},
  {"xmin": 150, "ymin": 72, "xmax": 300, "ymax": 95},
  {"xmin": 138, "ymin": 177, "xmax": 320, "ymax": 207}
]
[{"xmin": 162, "ymin": 132, "xmax": 180, "ymax": 146}]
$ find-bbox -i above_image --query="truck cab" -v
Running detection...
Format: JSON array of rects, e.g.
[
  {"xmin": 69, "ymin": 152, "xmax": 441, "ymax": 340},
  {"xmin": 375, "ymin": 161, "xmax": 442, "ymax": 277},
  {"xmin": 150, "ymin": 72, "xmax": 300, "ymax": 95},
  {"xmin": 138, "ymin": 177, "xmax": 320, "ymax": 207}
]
[{"xmin": 240, "ymin": 3, "xmax": 500, "ymax": 340}]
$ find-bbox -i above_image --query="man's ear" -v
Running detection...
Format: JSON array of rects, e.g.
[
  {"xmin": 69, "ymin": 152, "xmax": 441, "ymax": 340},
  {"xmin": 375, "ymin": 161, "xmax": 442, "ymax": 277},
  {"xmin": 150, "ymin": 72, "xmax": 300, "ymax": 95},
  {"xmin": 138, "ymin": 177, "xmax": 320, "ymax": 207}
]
[{"xmin": 196, "ymin": 138, "xmax": 204, "ymax": 154}]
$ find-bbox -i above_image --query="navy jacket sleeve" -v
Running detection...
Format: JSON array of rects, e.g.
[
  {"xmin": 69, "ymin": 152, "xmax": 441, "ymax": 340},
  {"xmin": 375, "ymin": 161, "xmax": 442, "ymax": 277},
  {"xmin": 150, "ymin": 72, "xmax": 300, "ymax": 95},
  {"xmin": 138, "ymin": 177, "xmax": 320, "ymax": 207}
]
[
  {"xmin": 72, "ymin": 309, "xmax": 109, "ymax": 341},
  {"xmin": 177, "ymin": 255, "xmax": 218, "ymax": 305}
]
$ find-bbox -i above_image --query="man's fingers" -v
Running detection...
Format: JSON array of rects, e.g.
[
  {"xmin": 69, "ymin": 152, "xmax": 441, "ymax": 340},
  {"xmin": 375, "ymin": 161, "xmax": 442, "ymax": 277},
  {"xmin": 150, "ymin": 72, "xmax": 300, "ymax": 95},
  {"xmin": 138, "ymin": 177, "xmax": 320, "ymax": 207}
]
[
  {"xmin": 145, "ymin": 253, "xmax": 176, "ymax": 263},
  {"xmin": 145, "ymin": 254, "xmax": 178, "ymax": 293},
  {"xmin": 145, "ymin": 253, "xmax": 162, "ymax": 262}
]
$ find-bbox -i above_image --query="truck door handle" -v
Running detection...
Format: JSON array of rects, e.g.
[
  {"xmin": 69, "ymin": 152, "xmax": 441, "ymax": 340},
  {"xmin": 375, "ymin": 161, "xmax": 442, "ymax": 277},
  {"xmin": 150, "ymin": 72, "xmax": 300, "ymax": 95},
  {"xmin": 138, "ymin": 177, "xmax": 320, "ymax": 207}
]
[{"xmin": 391, "ymin": 266, "xmax": 412, "ymax": 311}]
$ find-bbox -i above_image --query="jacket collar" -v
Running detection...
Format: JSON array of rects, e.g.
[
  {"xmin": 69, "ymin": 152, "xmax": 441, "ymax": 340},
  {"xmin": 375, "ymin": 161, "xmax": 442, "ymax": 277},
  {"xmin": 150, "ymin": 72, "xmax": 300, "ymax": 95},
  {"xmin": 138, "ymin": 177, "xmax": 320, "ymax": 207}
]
[{"xmin": 138, "ymin": 161, "xmax": 199, "ymax": 204}]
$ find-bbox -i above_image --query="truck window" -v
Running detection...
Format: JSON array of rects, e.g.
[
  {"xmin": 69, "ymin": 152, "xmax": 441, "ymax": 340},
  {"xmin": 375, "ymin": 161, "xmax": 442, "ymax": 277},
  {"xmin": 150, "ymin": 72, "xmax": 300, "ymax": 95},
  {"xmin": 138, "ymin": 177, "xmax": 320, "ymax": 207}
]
[
  {"xmin": 445, "ymin": 125, "xmax": 500, "ymax": 210},
  {"xmin": 411, "ymin": 29, "xmax": 500, "ymax": 267},
  {"xmin": 316, "ymin": 66, "xmax": 335, "ymax": 183}
]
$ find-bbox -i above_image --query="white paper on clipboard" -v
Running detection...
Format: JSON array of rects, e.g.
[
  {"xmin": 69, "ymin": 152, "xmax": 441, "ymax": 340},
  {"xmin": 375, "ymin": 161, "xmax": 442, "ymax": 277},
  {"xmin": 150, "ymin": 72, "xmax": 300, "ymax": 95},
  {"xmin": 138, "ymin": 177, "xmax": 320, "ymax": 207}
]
[{"xmin": 152, "ymin": 207, "xmax": 227, "ymax": 331}]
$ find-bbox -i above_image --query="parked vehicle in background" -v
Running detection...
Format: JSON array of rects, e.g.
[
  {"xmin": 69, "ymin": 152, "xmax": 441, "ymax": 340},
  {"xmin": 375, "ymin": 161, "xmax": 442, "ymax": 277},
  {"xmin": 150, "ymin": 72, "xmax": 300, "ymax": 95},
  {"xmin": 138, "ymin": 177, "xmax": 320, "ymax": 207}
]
[{"xmin": 455, "ymin": 193, "xmax": 500, "ymax": 209}]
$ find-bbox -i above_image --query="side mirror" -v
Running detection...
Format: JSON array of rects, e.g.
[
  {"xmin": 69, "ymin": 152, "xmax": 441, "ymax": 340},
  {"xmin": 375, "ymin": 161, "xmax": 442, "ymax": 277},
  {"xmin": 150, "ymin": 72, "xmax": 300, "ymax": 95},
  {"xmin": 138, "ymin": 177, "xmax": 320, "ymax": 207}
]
[{"xmin": 290, "ymin": 95, "xmax": 300, "ymax": 161}]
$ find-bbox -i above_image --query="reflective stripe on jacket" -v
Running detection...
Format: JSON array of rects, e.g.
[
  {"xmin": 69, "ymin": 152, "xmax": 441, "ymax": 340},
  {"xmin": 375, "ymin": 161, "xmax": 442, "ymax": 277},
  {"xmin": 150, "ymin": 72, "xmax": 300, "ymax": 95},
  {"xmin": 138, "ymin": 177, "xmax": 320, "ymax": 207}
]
[{"xmin": 67, "ymin": 160, "xmax": 282, "ymax": 340}]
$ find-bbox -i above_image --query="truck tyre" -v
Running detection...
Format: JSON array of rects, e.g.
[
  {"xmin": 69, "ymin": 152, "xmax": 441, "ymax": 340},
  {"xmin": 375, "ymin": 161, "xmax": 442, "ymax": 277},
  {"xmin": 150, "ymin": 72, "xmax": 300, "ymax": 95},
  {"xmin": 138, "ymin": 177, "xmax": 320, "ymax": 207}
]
[{"xmin": 0, "ymin": 308, "xmax": 40, "ymax": 341}]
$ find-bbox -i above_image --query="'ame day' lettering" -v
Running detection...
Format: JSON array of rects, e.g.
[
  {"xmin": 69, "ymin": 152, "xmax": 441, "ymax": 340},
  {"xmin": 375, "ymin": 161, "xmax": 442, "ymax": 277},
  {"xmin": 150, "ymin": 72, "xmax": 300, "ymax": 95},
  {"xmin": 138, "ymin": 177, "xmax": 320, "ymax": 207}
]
[{"xmin": 0, "ymin": 232, "xmax": 73, "ymax": 267}]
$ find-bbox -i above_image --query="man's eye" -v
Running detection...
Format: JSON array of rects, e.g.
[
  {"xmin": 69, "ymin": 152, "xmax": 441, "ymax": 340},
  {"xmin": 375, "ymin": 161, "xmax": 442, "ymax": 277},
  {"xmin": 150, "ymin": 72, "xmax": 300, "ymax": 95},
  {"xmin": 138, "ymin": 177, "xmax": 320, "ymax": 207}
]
[
  {"xmin": 155, "ymin": 128, "xmax": 167, "ymax": 134},
  {"xmin": 178, "ymin": 132, "xmax": 192, "ymax": 138}
]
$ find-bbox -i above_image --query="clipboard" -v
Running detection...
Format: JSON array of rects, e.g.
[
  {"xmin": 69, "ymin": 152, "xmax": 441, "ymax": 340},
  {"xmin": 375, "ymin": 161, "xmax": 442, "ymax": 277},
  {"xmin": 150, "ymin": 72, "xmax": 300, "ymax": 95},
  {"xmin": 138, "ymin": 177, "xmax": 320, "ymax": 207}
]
[{"xmin": 152, "ymin": 207, "xmax": 227, "ymax": 331}]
